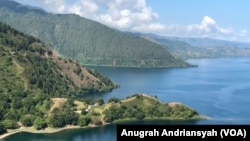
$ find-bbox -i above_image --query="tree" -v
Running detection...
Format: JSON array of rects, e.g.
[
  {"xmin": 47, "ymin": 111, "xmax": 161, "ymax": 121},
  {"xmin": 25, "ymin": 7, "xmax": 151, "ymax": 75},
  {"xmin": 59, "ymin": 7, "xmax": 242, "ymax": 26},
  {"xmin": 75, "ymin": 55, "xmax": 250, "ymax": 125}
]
[
  {"xmin": 96, "ymin": 98, "xmax": 104, "ymax": 106},
  {"xmin": 74, "ymin": 66, "xmax": 82, "ymax": 75},
  {"xmin": 2, "ymin": 120, "xmax": 19, "ymax": 129},
  {"xmin": 103, "ymin": 106, "xmax": 125, "ymax": 122},
  {"xmin": 0, "ymin": 110, "xmax": 3, "ymax": 120},
  {"xmin": 135, "ymin": 112, "xmax": 145, "ymax": 120},
  {"xmin": 83, "ymin": 97, "xmax": 94, "ymax": 105},
  {"xmin": 0, "ymin": 123, "xmax": 7, "ymax": 135},
  {"xmin": 33, "ymin": 117, "xmax": 47, "ymax": 130},
  {"xmin": 103, "ymin": 114, "xmax": 113, "ymax": 123},
  {"xmin": 48, "ymin": 114, "xmax": 66, "ymax": 128},
  {"xmin": 108, "ymin": 97, "xmax": 120, "ymax": 103},
  {"xmin": 77, "ymin": 116, "xmax": 90, "ymax": 127},
  {"xmin": 81, "ymin": 108, "xmax": 88, "ymax": 115},
  {"xmin": 3, "ymin": 110, "xmax": 20, "ymax": 122},
  {"xmin": 20, "ymin": 115, "xmax": 33, "ymax": 127},
  {"xmin": 67, "ymin": 98, "xmax": 75, "ymax": 107},
  {"xmin": 47, "ymin": 50, "xmax": 53, "ymax": 56},
  {"xmin": 63, "ymin": 110, "xmax": 79, "ymax": 125},
  {"xmin": 90, "ymin": 117, "xmax": 102, "ymax": 125}
]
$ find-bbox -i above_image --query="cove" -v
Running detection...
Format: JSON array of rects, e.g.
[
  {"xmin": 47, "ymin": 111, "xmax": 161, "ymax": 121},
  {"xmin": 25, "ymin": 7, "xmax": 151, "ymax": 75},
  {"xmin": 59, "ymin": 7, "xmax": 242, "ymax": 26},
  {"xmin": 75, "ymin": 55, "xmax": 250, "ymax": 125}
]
[{"xmin": 4, "ymin": 57, "xmax": 250, "ymax": 141}]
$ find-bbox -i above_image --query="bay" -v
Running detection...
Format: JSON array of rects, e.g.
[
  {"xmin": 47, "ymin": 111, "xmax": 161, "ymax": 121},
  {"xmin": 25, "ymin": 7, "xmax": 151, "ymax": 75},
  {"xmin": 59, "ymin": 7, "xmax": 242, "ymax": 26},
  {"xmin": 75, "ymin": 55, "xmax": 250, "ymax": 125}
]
[{"xmin": 4, "ymin": 57, "xmax": 250, "ymax": 141}]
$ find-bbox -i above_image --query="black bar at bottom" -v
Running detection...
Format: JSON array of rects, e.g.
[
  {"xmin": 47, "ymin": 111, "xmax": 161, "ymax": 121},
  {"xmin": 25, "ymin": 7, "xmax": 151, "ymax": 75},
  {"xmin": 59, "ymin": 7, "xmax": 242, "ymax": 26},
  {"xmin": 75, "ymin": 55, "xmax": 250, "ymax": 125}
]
[{"xmin": 117, "ymin": 125, "xmax": 250, "ymax": 141}]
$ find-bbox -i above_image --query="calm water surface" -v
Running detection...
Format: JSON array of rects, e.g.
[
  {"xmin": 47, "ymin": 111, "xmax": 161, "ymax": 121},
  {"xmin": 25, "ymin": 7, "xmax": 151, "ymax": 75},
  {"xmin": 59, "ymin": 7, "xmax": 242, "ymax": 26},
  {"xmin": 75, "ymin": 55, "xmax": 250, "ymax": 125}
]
[{"xmin": 4, "ymin": 57, "xmax": 250, "ymax": 141}]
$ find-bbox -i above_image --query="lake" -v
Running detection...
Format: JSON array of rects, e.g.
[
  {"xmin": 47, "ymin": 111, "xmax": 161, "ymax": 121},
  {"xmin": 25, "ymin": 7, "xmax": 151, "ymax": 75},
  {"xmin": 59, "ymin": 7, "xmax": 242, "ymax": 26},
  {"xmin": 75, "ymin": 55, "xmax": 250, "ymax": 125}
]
[{"xmin": 4, "ymin": 57, "xmax": 250, "ymax": 141}]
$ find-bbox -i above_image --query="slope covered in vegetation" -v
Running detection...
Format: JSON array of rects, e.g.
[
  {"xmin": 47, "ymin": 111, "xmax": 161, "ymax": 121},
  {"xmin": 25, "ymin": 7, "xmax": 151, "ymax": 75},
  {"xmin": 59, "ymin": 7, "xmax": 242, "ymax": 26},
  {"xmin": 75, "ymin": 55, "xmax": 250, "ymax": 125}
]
[
  {"xmin": 0, "ymin": 94, "xmax": 203, "ymax": 136},
  {"xmin": 0, "ymin": 0, "xmax": 190, "ymax": 67},
  {"xmin": 102, "ymin": 94, "xmax": 201, "ymax": 122},
  {"xmin": 0, "ymin": 23, "xmax": 202, "ymax": 134},
  {"xmin": 0, "ymin": 22, "xmax": 118, "ymax": 133},
  {"xmin": 0, "ymin": 23, "xmax": 117, "ymax": 97}
]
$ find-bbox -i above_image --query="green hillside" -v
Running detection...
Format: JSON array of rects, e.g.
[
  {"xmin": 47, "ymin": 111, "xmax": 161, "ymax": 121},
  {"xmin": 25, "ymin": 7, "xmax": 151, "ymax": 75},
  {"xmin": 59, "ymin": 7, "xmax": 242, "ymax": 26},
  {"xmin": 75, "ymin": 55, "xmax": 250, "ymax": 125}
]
[
  {"xmin": 0, "ymin": 23, "xmax": 203, "ymax": 136},
  {"xmin": 0, "ymin": 0, "xmax": 190, "ymax": 67},
  {"xmin": 102, "ymin": 94, "xmax": 201, "ymax": 122},
  {"xmin": 0, "ymin": 22, "xmax": 118, "ymax": 97},
  {"xmin": 0, "ymin": 22, "xmax": 120, "ymax": 134}
]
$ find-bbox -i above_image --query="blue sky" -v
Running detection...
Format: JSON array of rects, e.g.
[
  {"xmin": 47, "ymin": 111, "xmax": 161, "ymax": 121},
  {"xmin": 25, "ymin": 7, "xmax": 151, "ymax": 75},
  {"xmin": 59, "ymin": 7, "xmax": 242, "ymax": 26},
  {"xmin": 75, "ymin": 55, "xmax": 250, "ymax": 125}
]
[
  {"xmin": 15, "ymin": 0, "xmax": 250, "ymax": 42},
  {"xmin": 147, "ymin": 0, "xmax": 249, "ymax": 29}
]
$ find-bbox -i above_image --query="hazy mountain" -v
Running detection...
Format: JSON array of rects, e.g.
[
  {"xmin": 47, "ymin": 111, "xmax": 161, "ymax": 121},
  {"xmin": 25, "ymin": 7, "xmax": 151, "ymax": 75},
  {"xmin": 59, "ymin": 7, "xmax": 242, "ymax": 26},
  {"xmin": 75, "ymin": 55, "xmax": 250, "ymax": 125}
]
[
  {"xmin": 136, "ymin": 33, "xmax": 250, "ymax": 59},
  {"xmin": 165, "ymin": 36, "xmax": 250, "ymax": 48},
  {"xmin": 0, "ymin": 0, "xmax": 190, "ymax": 67}
]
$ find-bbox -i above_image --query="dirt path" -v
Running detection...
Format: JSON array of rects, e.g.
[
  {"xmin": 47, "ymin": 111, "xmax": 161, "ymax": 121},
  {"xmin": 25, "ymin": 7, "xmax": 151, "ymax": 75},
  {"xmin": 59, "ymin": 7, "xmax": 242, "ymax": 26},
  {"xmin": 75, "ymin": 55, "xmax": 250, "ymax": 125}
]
[
  {"xmin": 49, "ymin": 98, "xmax": 67, "ymax": 113},
  {"xmin": 13, "ymin": 59, "xmax": 28, "ymax": 90},
  {"xmin": 121, "ymin": 96, "xmax": 136, "ymax": 103}
]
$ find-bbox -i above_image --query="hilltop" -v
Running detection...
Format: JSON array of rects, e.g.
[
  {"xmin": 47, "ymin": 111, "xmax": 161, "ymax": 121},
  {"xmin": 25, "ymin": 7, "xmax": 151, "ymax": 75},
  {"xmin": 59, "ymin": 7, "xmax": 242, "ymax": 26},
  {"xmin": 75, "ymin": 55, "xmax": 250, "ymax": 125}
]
[
  {"xmin": 0, "ymin": 94, "xmax": 204, "ymax": 139},
  {"xmin": 0, "ymin": 0, "xmax": 190, "ymax": 68},
  {"xmin": 102, "ymin": 94, "xmax": 202, "ymax": 122}
]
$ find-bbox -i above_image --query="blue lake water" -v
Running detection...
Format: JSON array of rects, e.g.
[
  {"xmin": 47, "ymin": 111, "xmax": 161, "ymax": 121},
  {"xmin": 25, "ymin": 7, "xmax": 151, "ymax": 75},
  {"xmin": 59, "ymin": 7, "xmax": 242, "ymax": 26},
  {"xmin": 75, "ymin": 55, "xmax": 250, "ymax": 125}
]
[{"xmin": 4, "ymin": 57, "xmax": 250, "ymax": 141}]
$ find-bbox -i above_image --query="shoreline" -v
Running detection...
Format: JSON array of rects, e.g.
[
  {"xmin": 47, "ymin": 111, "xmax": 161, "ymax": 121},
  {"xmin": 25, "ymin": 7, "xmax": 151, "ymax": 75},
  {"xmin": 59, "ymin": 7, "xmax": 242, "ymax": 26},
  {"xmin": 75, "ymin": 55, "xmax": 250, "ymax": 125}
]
[
  {"xmin": 0, "ymin": 122, "xmax": 116, "ymax": 140},
  {"xmin": 0, "ymin": 125, "xmax": 85, "ymax": 140},
  {"xmin": 0, "ymin": 117, "xmax": 208, "ymax": 140}
]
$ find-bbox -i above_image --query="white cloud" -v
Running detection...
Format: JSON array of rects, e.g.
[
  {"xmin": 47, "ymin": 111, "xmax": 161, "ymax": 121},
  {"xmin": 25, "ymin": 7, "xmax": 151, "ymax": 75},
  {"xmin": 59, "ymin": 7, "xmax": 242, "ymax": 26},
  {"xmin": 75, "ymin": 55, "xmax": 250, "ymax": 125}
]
[
  {"xmin": 80, "ymin": 0, "xmax": 99, "ymax": 13},
  {"xmin": 240, "ymin": 29, "xmax": 248, "ymax": 37},
  {"xmin": 14, "ymin": 0, "xmax": 250, "ymax": 42},
  {"xmin": 186, "ymin": 16, "xmax": 233, "ymax": 36},
  {"xmin": 96, "ymin": 0, "xmax": 165, "ymax": 32},
  {"xmin": 16, "ymin": 0, "xmax": 165, "ymax": 33},
  {"xmin": 158, "ymin": 16, "xmax": 249, "ymax": 42},
  {"xmin": 37, "ymin": 0, "xmax": 66, "ymax": 13},
  {"xmin": 65, "ymin": 0, "xmax": 99, "ymax": 18},
  {"xmin": 132, "ymin": 23, "xmax": 166, "ymax": 33}
]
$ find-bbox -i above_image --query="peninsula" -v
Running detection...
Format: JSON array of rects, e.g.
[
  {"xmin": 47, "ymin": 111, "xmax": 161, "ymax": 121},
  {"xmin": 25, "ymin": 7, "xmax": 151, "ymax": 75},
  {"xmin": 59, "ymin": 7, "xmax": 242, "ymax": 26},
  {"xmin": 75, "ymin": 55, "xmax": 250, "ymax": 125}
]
[
  {"xmin": 0, "ymin": 94, "xmax": 205, "ymax": 140},
  {"xmin": 0, "ymin": 21, "xmax": 204, "ymax": 140}
]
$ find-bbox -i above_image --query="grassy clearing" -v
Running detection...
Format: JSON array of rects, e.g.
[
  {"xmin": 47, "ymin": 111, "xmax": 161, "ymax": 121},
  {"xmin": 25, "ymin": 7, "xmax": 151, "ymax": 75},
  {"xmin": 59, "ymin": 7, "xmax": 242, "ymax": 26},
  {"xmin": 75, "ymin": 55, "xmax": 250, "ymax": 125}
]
[
  {"xmin": 13, "ymin": 59, "xmax": 28, "ymax": 90},
  {"xmin": 49, "ymin": 98, "xmax": 67, "ymax": 113},
  {"xmin": 74, "ymin": 100, "xmax": 86, "ymax": 111}
]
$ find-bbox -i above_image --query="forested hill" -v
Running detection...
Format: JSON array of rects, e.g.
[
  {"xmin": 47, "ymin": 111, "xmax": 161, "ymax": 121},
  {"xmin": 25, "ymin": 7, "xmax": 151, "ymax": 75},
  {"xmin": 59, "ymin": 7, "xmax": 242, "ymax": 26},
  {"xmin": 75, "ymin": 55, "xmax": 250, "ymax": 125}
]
[
  {"xmin": 0, "ymin": 22, "xmax": 118, "ymax": 99},
  {"xmin": 0, "ymin": 0, "xmax": 190, "ymax": 68}
]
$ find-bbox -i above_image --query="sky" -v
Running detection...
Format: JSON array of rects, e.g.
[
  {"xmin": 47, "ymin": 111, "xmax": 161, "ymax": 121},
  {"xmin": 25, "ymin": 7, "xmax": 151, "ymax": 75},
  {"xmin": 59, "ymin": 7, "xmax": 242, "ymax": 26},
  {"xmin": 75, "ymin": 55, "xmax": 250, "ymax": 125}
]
[{"xmin": 15, "ymin": 0, "xmax": 250, "ymax": 42}]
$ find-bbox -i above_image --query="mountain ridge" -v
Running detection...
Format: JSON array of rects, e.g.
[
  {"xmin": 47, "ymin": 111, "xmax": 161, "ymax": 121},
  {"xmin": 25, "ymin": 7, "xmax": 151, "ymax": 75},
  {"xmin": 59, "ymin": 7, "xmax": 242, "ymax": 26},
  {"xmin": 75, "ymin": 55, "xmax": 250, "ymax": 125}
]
[
  {"xmin": 134, "ymin": 32, "xmax": 250, "ymax": 59},
  {"xmin": 0, "ymin": 22, "xmax": 118, "ymax": 97},
  {"xmin": 0, "ymin": 0, "xmax": 190, "ymax": 68}
]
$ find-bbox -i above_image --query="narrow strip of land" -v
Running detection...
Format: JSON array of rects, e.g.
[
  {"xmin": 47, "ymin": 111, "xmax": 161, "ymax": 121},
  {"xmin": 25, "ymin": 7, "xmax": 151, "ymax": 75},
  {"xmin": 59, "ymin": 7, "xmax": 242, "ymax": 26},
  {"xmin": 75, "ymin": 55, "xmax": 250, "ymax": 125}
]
[{"xmin": 0, "ymin": 126, "xmax": 83, "ymax": 140}]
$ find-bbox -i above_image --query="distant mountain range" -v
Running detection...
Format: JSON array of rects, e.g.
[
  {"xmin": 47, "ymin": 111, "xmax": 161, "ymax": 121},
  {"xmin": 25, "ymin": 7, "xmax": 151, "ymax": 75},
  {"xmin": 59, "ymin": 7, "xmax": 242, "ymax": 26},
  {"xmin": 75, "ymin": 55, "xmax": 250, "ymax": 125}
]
[
  {"xmin": 0, "ymin": 0, "xmax": 190, "ymax": 68},
  {"xmin": 136, "ymin": 33, "xmax": 250, "ymax": 59}
]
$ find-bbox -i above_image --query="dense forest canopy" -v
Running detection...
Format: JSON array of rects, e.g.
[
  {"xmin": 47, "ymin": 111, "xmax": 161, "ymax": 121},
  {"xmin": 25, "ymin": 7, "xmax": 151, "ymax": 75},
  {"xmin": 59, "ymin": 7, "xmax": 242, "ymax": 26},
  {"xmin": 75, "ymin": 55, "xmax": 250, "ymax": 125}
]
[
  {"xmin": 0, "ymin": 22, "xmax": 118, "ymax": 133},
  {"xmin": 0, "ymin": 0, "xmax": 190, "ymax": 68}
]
